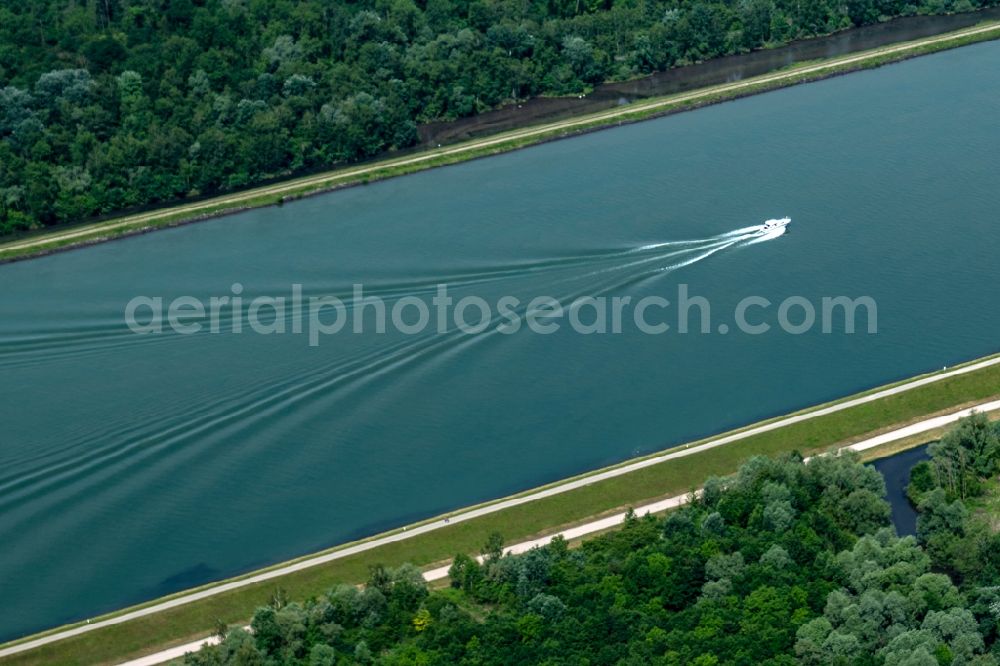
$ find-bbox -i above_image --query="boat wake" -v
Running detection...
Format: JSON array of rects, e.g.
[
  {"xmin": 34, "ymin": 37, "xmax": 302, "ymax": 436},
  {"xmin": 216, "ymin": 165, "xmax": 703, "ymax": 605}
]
[
  {"xmin": 0, "ymin": 219, "xmax": 792, "ymax": 368},
  {"xmin": 742, "ymin": 225, "xmax": 787, "ymax": 245},
  {"xmin": 0, "ymin": 217, "xmax": 794, "ymax": 531}
]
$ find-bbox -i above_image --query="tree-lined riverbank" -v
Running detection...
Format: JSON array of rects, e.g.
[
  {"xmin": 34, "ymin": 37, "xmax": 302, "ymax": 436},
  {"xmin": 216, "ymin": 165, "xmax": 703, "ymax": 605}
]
[
  {"xmin": 2, "ymin": 19, "xmax": 999, "ymax": 263},
  {"xmin": 4, "ymin": 0, "xmax": 1000, "ymax": 238},
  {"xmin": 3, "ymin": 23, "xmax": 1000, "ymax": 665},
  {"xmin": 3, "ymin": 353, "xmax": 999, "ymax": 665},
  {"xmin": 178, "ymin": 421, "xmax": 1000, "ymax": 666}
]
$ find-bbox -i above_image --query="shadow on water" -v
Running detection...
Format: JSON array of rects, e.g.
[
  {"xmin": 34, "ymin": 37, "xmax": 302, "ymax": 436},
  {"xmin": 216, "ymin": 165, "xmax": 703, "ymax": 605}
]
[
  {"xmin": 870, "ymin": 444, "xmax": 931, "ymax": 537},
  {"xmin": 152, "ymin": 563, "xmax": 221, "ymax": 596},
  {"xmin": 420, "ymin": 8, "xmax": 1000, "ymax": 145}
]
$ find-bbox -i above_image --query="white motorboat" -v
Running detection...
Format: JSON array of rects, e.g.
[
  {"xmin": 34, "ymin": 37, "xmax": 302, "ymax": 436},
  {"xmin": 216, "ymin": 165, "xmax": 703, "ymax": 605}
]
[{"xmin": 761, "ymin": 217, "xmax": 791, "ymax": 233}]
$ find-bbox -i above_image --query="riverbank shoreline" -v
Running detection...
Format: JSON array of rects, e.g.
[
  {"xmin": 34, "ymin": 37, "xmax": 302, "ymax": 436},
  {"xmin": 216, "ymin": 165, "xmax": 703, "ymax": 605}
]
[
  {"xmin": 418, "ymin": 6, "xmax": 1000, "ymax": 144},
  {"xmin": 2, "ymin": 19, "xmax": 999, "ymax": 264},
  {"xmin": 3, "ymin": 350, "xmax": 1000, "ymax": 664},
  {"xmin": 116, "ymin": 404, "xmax": 1000, "ymax": 666}
]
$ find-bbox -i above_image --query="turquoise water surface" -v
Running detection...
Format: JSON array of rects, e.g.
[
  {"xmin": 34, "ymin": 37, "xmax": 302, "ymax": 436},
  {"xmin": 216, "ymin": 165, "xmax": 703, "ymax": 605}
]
[{"xmin": 1, "ymin": 41, "xmax": 998, "ymax": 640}]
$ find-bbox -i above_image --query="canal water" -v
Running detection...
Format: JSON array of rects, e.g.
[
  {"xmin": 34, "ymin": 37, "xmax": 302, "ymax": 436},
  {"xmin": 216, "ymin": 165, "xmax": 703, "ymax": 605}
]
[
  {"xmin": 871, "ymin": 445, "xmax": 931, "ymax": 537},
  {"xmin": 1, "ymin": 41, "xmax": 999, "ymax": 640}
]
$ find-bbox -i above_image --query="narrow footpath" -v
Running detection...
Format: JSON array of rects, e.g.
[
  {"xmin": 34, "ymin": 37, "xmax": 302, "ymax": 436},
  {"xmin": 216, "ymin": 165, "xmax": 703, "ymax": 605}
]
[{"xmin": 116, "ymin": 395, "xmax": 1000, "ymax": 666}]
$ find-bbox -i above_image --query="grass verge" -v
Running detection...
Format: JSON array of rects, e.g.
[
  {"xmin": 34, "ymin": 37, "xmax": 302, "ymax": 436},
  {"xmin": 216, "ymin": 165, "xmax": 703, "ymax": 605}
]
[
  {"xmin": 1, "ymin": 20, "xmax": 999, "ymax": 263},
  {"xmin": 966, "ymin": 474, "xmax": 1000, "ymax": 533},
  {"xmin": 2, "ymin": 354, "xmax": 1000, "ymax": 665}
]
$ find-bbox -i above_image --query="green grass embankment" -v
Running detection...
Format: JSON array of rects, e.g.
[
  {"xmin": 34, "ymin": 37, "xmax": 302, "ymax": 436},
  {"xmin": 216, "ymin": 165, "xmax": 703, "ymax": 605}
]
[
  {"xmin": 1, "ymin": 20, "xmax": 998, "ymax": 263},
  {"xmin": 3, "ymin": 354, "xmax": 1000, "ymax": 665}
]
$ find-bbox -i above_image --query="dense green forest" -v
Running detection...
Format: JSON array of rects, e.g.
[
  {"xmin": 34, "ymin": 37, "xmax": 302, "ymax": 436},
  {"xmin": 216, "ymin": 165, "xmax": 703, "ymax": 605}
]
[
  {"xmin": 1, "ymin": 0, "xmax": 999, "ymax": 234},
  {"xmin": 186, "ymin": 416, "xmax": 1000, "ymax": 665}
]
